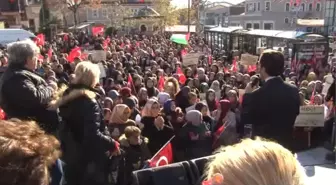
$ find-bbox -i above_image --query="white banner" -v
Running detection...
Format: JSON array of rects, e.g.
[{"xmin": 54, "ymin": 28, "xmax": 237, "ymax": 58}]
[
  {"xmin": 182, "ymin": 52, "xmax": 202, "ymax": 66},
  {"xmin": 241, "ymin": 53, "xmax": 259, "ymax": 66},
  {"xmin": 294, "ymin": 105, "xmax": 325, "ymax": 127}
]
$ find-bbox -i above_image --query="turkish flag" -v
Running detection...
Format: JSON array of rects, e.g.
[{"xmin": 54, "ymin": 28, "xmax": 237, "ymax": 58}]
[
  {"xmin": 47, "ymin": 48, "xmax": 53, "ymax": 59},
  {"xmin": 158, "ymin": 75, "xmax": 165, "ymax": 92},
  {"xmin": 149, "ymin": 139, "xmax": 173, "ymax": 168},
  {"xmin": 247, "ymin": 65, "xmax": 257, "ymax": 73},
  {"xmin": 92, "ymin": 26, "xmax": 105, "ymax": 36},
  {"xmin": 67, "ymin": 47, "xmax": 81, "ymax": 63},
  {"xmin": 127, "ymin": 74, "xmax": 137, "ymax": 95},
  {"xmin": 212, "ymin": 124, "xmax": 225, "ymax": 149},
  {"xmin": 176, "ymin": 67, "xmax": 186, "ymax": 85},
  {"xmin": 231, "ymin": 57, "xmax": 238, "ymax": 72},
  {"xmin": 34, "ymin": 34, "xmax": 45, "ymax": 46},
  {"xmin": 0, "ymin": 108, "xmax": 6, "ymax": 120}
]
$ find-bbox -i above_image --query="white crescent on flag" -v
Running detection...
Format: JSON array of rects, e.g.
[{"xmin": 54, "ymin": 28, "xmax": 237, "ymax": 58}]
[{"xmin": 156, "ymin": 156, "xmax": 168, "ymax": 167}]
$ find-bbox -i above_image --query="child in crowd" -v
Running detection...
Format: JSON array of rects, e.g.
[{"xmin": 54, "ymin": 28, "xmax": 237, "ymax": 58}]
[{"xmin": 118, "ymin": 126, "xmax": 152, "ymax": 185}]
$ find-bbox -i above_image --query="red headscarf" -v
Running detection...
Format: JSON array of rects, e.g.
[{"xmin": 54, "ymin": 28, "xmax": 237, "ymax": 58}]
[{"xmin": 216, "ymin": 99, "xmax": 231, "ymax": 130}]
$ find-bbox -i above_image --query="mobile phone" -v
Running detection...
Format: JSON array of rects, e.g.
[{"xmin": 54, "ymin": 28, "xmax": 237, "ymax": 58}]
[{"xmin": 244, "ymin": 124, "xmax": 253, "ymax": 138}]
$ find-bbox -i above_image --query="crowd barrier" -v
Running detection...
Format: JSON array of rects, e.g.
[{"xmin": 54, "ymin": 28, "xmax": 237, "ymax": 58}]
[{"xmin": 132, "ymin": 147, "xmax": 335, "ymax": 185}]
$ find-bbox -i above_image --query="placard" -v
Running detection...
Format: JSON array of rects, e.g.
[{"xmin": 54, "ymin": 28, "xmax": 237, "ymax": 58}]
[
  {"xmin": 240, "ymin": 53, "xmax": 259, "ymax": 66},
  {"xmin": 182, "ymin": 52, "xmax": 201, "ymax": 66},
  {"xmin": 322, "ymin": 74, "xmax": 333, "ymax": 96},
  {"xmin": 90, "ymin": 50, "xmax": 106, "ymax": 62},
  {"xmin": 97, "ymin": 62, "xmax": 106, "ymax": 78},
  {"xmin": 294, "ymin": 105, "xmax": 325, "ymax": 127}
]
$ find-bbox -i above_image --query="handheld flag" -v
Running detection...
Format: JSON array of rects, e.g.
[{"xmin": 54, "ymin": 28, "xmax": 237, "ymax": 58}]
[
  {"xmin": 92, "ymin": 26, "xmax": 105, "ymax": 36},
  {"xmin": 212, "ymin": 124, "xmax": 225, "ymax": 149},
  {"xmin": 247, "ymin": 65, "xmax": 257, "ymax": 73},
  {"xmin": 309, "ymin": 83, "xmax": 317, "ymax": 104},
  {"xmin": 127, "ymin": 74, "xmax": 137, "ymax": 95},
  {"xmin": 34, "ymin": 34, "xmax": 45, "ymax": 46},
  {"xmin": 149, "ymin": 137, "xmax": 174, "ymax": 168},
  {"xmin": 67, "ymin": 47, "xmax": 82, "ymax": 63},
  {"xmin": 158, "ymin": 75, "xmax": 165, "ymax": 92},
  {"xmin": 231, "ymin": 57, "xmax": 237, "ymax": 72},
  {"xmin": 176, "ymin": 67, "xmax": 186, "ymax": 85}
]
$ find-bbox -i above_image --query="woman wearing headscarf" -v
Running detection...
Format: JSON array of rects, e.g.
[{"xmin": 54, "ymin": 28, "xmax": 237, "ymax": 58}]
[
  {"xmin": 162, "ymin": 99, "xmax": 184, "ymax": 133},
  {"xmin": 138, "ymin": 87, "xmax": 148, "ymax": 108},
  {"xmin": 178, "ymin": 110, "xmax": 212, "ymax": 160},
  {"xmin": 213, "ymin": 99, "xmax": 238, "ymax": 147},
  {"xmin": 157, "ymin": 92, "xmax": 171, "ymax": 107},
  {"xmin": 120, "ymin": 87, "xmax": 132, "ymax": 102},
  {"xmin": 109, "ymin": 104, "xmax": 134, "ymax": 140},
  {"xmin": 206, "ymin": 89, "xmax": 217, "ymax": 112},
  {"xmin": 145, "ymin": 77, "xmax": 159, "ymax": 98},
  {"xmin": 199, "ymin": 82, "xmax": 209, "ymax": 100},
  {"xmin": 141, "ymin": 99, "xmax": 174, "ymax": 154},
  {"xmin": 210, "ymin": 80, "xmax": 221, "ymax": 100},
  {"xmin": 124, "ymin": 97, "xmax": 140, "ymax": 121},
  {"xmin": 175, "ymin": 86, "xmax": 191, "ymax": 113},
  {"xmin": 195, "ymin": 102, "xmax": 215, "ymax": 131}
]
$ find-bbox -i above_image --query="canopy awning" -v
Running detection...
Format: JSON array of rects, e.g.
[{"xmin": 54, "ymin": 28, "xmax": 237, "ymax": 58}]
[{"xmin": 209, "ymin": 26, "xmax": 244, "ymax": 33}]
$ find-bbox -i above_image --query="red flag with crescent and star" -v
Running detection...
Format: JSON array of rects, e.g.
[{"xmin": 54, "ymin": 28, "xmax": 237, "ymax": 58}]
[
  {"xmin": 92, "ymin": 26, "xmax": 105, "ymax": 36},
  {"xmin": 149, "ymin": 137, "xmax": 174, "ymax": 168}
]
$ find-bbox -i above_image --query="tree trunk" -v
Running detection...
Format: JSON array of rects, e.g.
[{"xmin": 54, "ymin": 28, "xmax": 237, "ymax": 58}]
[{"xmin": 73, "ymin": 9, "xmax": 77, "ymax": 28}]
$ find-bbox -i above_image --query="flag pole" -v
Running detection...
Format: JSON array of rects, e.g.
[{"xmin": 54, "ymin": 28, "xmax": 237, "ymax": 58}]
[{"xmin": 149, "ymin": 136, "xmax": 175, "ymax": 162}]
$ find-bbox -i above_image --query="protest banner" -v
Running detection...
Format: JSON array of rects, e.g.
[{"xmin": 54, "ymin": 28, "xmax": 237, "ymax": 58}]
[
  {"xmin": 322, "ymin": 74, "xmax": 333, "ymax": 96},
  {"xmin": 240, "ymin": 53, "xmax": 259, "ymax": 66},
  {"xmin": 90, "ymin": 50, "xmax": 106, "ymax": 62},
  {"xmin": 182, "ymin": 52, "xmax": 201, "ymax": 66},
  {"xmin": 294, "ymin": 105, "xmax": 325, "ymax": 127}
]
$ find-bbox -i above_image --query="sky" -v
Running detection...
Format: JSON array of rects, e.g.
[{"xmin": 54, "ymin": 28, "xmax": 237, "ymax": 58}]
[{"xmin": 171, "ymin": 0, "xmax": 227, "ymax": 8}]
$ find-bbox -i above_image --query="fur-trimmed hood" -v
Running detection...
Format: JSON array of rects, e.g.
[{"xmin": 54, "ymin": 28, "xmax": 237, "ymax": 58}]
[
  {"xmin": 48, "ymin": 85, "xmax": 98, "ymax": 110},
  {"xmin": 119, "ymin": 134, "xmax": 149, "ymax": 148}
]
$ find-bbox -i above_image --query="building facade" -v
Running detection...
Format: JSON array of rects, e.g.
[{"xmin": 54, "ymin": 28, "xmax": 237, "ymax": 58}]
[
  {"xmin": 228, "ymin": 0, "xmax": 325, "ymax": 30},
  {"xmin": 200, "ymin": 1, "xmax": 245, "ymax": 27}
]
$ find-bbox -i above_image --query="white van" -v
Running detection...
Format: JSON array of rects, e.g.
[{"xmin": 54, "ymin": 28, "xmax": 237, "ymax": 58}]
[{"xmin": 0, "ymin": 29, "xmax": 36, "ymax": 45}]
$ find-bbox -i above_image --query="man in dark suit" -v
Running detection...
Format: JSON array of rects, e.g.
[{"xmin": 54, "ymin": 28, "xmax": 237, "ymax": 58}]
[{"xmin": 241, "ymin": 49, "xmax": 300, "ymax": 151}]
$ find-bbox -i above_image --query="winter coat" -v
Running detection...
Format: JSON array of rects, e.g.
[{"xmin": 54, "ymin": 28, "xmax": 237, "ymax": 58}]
[
  {"xmin": 0, "ymin": 64, "xmax": 59, "ymax": 133},
  {"xmin": 53, "ymin": 84, "xmax": 119, "ymax": 185},
  {"xmin": 117, "ymin": 135, "xmax": 151, "ymax": 185}
]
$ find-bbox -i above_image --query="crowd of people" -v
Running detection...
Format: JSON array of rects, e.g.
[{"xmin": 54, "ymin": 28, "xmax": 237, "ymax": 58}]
[{"xmin": 0, "ymin": 30, "xmax": 334, "ymax": 185}]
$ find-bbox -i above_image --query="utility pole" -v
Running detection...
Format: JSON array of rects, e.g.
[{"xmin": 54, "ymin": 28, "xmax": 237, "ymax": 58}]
[{"xmin": 188, "ymin": 0, "xmax": 190, "ymax": 33}]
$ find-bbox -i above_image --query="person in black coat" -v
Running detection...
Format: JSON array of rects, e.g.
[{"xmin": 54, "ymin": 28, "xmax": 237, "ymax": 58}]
[
  {"xmin": 241, "ymin": 50, "xmax": 300, "ymax": 151},
  {"xmin": 50, "ymin": 62, "xmax": 120, "ymax": 185},
  {"xmin": 0, "ymin": 40, "xmax": 59, "ymax": 134},
  {"xmin": 117, "ymin": 126, "xmax": 151, "ymax": 185}
]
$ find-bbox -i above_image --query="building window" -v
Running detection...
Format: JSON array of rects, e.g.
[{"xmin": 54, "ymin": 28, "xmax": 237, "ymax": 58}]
[
  {"xmin": 285, "ymin": 3, "xmax": 290, "ymax": 12},
  {"xmin": 253, "ymin": 23, "xmax": 260, "ymax": 29},
  {"xmin": 257, "ymin": 2, "xmax": 261, "ymax": 11},
  {"xmin": 264, "ymin": 23, "xmax": 273, "ymax": 30},
  {"xmin": 308, "ymin": 3, "xmax": 313, "ymax": 11},
  {"xmin": 316, "ymin": 3, "xmax": 321, "ymax": 11},
  {"xmin": 102, "ymin": 8, "xmax": 107, "ymax": 17},
  {"xmin": 265, "ymin": 1, "xmax": 271, "ymax": 11},
  {"xmin": 247, "ymin": 3, "xmax": 256, "ymax": 12},
  {"xmin": 246, "ymin": 23, "xmax": 252, "ymax": 29},
  {"xmin": 284, "ymin": 17, "xmax": 289, "ymax": 24},
  {"xmin": 300, "ymin": 3, "xmax": 305, "ymax": 11},
  {"xmin": 92, "ymin": 9, "xmax": 99, "ymax": 18}
]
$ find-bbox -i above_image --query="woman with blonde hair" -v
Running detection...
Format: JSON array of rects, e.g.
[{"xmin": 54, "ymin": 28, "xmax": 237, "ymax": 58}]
[
  {"xmin": 0, "ymin": 119, "xmax": 61, "ymax": 185},
  {"xmin": 50, "ymin": 61, "xmax": 120, "ymax": 185},
  {"xmin": 205, "ymin": 138, "xmax": 306, "ymax": 185},
  {"xmin": 108, "ymin": 104, "xmax": 134, "ymax": 140}
]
